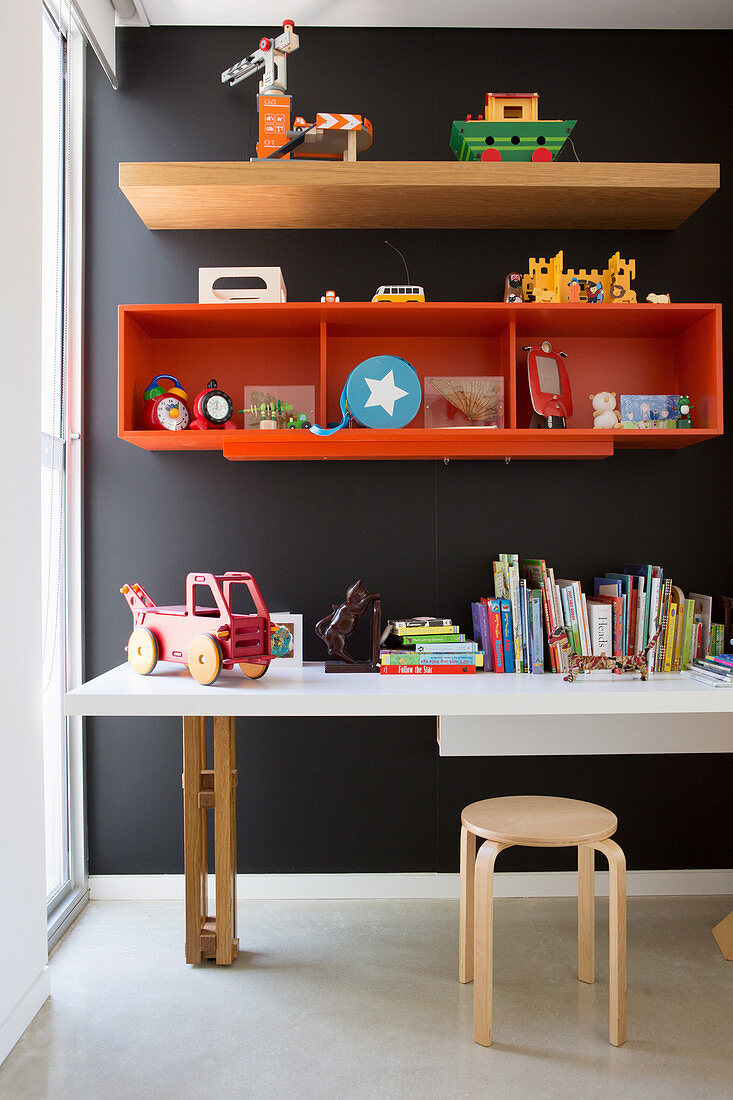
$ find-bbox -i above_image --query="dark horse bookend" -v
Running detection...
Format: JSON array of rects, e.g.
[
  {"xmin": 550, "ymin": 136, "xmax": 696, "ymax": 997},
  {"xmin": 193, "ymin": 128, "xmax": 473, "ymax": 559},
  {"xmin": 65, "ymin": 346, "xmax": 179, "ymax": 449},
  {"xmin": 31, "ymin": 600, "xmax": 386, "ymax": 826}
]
[{"xmin": 315, "ymin": 580, "xmax": 381, "ymax": 672}]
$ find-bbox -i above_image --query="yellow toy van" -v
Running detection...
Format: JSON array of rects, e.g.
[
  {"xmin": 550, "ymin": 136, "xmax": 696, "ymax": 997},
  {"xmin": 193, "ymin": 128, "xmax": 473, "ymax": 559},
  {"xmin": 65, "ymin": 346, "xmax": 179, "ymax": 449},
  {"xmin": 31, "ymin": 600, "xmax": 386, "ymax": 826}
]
[{"xmin": 371, "ymin": 285, "xmax": 426, "ymax": 303}]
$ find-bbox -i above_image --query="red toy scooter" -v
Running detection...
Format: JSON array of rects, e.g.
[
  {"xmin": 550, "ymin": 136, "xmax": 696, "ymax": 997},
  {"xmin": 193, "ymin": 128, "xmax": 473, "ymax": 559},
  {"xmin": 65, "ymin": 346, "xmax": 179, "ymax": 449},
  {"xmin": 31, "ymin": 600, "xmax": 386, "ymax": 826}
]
[{"xmin": 524, "ymin": 340, "xmax": 572, "ymax": 428}]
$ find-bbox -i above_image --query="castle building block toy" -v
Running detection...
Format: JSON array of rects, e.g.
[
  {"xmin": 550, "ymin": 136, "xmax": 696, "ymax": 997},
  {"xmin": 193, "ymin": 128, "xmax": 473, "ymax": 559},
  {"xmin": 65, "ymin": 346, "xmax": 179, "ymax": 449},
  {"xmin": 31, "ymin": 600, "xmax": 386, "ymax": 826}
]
[
  {"xmin": 450, "ymin": 93, "xmax": 576, "ymax": 163},
  {"xmin": 522, "ymin": 250, "xmax": 637, "ymax": 304}
]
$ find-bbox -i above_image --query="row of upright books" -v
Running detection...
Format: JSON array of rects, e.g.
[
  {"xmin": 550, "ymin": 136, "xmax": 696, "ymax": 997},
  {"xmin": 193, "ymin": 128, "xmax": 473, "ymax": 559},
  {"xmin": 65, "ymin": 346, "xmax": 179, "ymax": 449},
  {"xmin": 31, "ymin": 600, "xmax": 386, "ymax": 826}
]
[
  {"xmin": 473, "ymin": 554, "xmax": 732, "ymax": 675},
  {"xmin": 379, "ymin": 618, "xmax": 481, "ymax": 674}
]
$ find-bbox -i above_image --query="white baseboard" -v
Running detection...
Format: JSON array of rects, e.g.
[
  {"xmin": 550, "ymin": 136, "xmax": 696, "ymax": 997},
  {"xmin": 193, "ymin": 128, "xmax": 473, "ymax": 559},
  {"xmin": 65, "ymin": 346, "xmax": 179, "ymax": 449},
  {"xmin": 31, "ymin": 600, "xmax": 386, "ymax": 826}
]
[
  {"xmin": 89, "ymin": 870, "xmax": 733, "ymax": 903},
  {"xmin": 0, "ymin": 968, "xmax": 50, "ymax": 1067}
]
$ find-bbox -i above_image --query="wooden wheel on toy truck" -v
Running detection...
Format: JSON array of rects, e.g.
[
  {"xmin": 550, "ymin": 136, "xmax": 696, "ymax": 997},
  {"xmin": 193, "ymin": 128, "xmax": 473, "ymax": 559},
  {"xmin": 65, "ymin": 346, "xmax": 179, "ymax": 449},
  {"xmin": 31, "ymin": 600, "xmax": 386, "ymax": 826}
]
[
  {"xmin": 239, "ymin": 661, "xmax": 269, "ymax": 679},
  {"xmin": 128, "ymin": 627, "xmax": 158, "ymax": 675},
  {"xmin": 188, "ymin": 634, "xmax": 223, "ymax": 685}
]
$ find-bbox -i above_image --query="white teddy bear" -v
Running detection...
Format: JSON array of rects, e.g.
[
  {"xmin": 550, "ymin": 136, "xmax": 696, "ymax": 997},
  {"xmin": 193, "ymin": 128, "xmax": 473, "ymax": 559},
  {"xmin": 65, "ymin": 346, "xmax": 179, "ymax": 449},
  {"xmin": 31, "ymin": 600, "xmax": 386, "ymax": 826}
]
[{"xmin": 590, "ymin": 391, "xmax": 621, "ymax": 428}]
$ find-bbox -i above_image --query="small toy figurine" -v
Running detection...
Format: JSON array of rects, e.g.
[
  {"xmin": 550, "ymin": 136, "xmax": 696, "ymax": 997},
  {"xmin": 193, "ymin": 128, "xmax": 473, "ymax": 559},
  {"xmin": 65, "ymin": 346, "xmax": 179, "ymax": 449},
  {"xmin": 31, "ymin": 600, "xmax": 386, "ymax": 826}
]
[
  {"xmin": 524, "ymin": 340, "xmax": 572, "ymax": 428},
  {"xmin": 567, "ymin": 278, "xmax": 581, "ymax": 303},
  {"xmin": 321, "ymin": 290, "xmax": 340, "ymax": 303},
  {"xmin": 586, "ymin": 281, "xmax": 604, "ymax": 303},
  {"xmin": 590, "ymin": 392, "xmax": 622, "ymax": 428},
  {"xmin": 609, "ymin": 275, "xmax": 633, "ymax": 302},
  {"xmin": 549, "ymin": 626, "xmax": 660, "ymax": 682},
  {"xmin": 287, "ymin": 413, "xmax": 312, "ymax": 428},
  {"xmin": 646, "ymin": 293, "xmax": 671, "ymax": 304},
  {"xmin": 191, "ymin": 380, "xmax": 236, "ymax": 430},
  {"xmin": 315, "ymin": 579, "xmax": 381, "ymax": 671},
  {"xmin": 677, "ymin": 395, "xmax": 694, "ymax": 428},
  {"xmin": 242, "ymin": 398, "xmax": 295, "ymax": 429},
  {"xmin": 142, "ymin": 375, "xmax": 190, "ymax": 431},
  {"xmin": 503, "ymin": 273, "xmax": 524, "ymax": 303}
]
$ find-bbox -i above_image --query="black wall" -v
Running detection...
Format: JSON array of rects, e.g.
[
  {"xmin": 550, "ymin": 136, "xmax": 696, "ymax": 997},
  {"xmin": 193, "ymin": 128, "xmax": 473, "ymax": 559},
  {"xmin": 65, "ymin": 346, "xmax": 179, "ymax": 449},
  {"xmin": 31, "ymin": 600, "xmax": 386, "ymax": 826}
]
[{"xmin": 85, "ymin": 27, "xmax": 732, "ymax": 876}]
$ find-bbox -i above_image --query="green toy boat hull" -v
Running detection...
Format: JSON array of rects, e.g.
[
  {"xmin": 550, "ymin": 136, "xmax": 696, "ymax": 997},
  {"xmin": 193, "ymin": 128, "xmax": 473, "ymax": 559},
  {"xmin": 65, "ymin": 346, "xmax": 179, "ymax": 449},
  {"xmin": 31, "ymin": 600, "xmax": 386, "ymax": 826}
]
[{"xmin": 450, "ymin": 119, "xmax": 577, "ymax": 162}]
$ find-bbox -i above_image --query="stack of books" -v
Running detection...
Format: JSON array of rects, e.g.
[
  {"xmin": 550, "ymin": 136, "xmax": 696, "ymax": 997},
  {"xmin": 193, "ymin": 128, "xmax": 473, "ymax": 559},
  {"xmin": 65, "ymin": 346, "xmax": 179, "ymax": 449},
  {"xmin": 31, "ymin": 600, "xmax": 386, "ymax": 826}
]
[
  {"xmin": 681, "ymin": 650, "xmax": 733, "ymax": 688},
  {"xmin": 472, "ymin": 553, "xmax": 729, "ymax": 676},
  {"xmin": 379, "ymin": 617, "xmax": 482, "ymax": 675}
]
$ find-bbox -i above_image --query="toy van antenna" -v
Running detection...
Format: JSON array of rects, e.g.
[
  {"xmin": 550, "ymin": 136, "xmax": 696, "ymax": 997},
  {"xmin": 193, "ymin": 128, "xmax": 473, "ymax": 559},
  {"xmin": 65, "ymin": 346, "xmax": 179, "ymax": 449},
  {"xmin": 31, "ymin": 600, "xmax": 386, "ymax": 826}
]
[{"xmin": 385, "ymin": 240, "xmax": 410, "ymax": 286}]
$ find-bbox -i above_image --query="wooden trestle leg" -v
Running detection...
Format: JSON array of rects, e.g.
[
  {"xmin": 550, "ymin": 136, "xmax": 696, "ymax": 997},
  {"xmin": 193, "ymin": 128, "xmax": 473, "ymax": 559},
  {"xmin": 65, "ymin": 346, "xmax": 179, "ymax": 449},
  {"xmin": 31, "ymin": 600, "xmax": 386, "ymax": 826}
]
[{"xmin": 182, "ymin": 715, "xmax": 239, "ymax": 964}]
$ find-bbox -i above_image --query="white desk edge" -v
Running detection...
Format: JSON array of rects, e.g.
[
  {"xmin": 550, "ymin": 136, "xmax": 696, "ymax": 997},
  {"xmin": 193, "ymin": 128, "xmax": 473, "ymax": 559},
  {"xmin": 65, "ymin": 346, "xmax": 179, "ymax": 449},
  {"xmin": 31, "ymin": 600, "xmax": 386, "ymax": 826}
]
[{"xmin": 64, "ymin": 662, "xmax": 733, "ymax": 757}]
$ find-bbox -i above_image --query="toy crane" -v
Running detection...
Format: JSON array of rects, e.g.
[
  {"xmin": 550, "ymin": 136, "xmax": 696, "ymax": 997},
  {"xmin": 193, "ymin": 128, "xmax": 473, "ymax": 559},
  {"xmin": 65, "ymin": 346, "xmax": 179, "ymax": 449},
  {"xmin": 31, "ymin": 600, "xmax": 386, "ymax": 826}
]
[
  {"xmin": 222, "ymin": 19, "xmax": 300, "ymax": 159},
  {"xmin": 221, "ymin": 20, "xmax": 372, "ymax": 162},
  {"xmin": 221, "ymin": 19, "xmax": 299, "ymax": 96}
]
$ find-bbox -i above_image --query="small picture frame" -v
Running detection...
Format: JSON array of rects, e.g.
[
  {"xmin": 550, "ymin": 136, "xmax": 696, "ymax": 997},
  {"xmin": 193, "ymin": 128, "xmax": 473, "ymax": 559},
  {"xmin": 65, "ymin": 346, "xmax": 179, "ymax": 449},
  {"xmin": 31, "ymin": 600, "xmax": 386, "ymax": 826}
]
[
  {"xmin": 619, "ymin": 394, "xmax": 680, "ymax": 429},
  {"xmin": 424, "ymin": 376, "xmax": 504, "ymax": 428},
  {"xmin": 269, "ymin": 613, "xmax": 303, "ymax": 666},
  {"xmin": 244, "ymin": 386, "xmax": 316, "ymax": 429}
]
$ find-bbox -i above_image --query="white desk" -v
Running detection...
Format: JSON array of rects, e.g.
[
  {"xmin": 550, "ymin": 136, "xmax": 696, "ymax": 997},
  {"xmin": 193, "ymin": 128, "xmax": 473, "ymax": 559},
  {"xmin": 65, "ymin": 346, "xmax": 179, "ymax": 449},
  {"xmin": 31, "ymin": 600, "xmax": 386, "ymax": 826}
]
[
  {"xmin": 66, "ymin": 660, "xmax": 733, "ymax": 721},
  {"xmin": 66, "ymin": 662, "xmax": 733, "ymax": 962}
]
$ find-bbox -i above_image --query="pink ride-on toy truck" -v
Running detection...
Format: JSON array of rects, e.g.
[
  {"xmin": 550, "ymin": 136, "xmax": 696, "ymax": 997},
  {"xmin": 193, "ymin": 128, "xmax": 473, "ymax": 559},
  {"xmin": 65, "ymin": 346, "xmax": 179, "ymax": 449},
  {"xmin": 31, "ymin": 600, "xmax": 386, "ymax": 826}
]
[{"xmin": 121, "ymin": 571, "xmax": 272, "ymax": 685}]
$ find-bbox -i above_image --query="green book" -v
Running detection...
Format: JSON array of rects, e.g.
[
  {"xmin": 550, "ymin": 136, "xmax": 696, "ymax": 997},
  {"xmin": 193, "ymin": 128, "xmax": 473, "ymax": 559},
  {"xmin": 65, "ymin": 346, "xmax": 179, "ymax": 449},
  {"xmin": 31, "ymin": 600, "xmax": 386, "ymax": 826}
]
[
  {"xmin": 681, "ymin": 597, "xmax": 695, "ymax": 668},
  {"xmin": 381, "ymin": 652, "xmax": 484, "ymax": 667},
  {"xmin": 391, "ymin": 624, "xmax": 460, "ymax": 636},
  {"xmin": 391, "ymin": 633, "xmax": 467, "ymax": 646}
]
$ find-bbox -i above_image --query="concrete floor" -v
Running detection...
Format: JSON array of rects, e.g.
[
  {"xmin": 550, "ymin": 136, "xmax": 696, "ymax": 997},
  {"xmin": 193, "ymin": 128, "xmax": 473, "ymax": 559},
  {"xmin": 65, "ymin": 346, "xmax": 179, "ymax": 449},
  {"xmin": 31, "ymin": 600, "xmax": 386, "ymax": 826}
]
[{"xmin": 1, "ymin": 897, "xmax": 731, "ymax": 1099}]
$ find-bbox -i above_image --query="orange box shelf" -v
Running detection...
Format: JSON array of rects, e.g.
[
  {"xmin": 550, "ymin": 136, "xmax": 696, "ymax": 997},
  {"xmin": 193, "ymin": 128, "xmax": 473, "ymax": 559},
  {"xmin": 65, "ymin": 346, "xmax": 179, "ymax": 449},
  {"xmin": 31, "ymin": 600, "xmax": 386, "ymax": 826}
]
[{"xmin": 118, "ymin": 302, "xmax": 723, "ymax": 461}]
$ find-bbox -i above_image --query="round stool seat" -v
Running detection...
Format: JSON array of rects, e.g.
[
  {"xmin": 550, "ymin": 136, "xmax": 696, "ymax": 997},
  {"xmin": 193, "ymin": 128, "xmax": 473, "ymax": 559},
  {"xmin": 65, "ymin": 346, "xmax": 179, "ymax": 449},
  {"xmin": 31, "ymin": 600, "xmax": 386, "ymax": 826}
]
[{"xmin": 462, "ymin": 795, "xmax": 617, "ymax": 848}]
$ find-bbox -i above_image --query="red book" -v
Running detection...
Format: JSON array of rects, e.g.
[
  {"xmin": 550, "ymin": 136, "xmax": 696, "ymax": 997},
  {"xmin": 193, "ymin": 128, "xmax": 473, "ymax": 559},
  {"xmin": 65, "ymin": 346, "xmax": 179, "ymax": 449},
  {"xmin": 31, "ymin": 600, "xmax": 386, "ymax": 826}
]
[
  {"xmin": 627, "ymin": 581, "xmax": 638, "ymax": 656},
  {"xmin": 379, "ymin": 664, "xmax": 477, "ymax": 675},
  {"xmin": 521, "ymin": 560, "xmax": 558, "ymax": 672}
]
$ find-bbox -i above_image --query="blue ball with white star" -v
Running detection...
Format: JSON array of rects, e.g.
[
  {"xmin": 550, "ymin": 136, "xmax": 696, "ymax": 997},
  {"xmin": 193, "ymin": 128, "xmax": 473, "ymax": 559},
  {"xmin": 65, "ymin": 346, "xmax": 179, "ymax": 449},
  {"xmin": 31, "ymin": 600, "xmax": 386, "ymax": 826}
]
[{"xmin": 346, "ymin": 355, "xmax": 422, "ymax": 429}]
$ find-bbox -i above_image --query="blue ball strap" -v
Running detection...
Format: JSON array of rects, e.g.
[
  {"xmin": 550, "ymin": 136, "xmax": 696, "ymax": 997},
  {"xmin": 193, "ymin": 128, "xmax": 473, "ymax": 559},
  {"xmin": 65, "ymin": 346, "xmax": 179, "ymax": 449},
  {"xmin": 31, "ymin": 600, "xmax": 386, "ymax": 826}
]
[
  {"xmin": 309, "ymin": 355, "xmax": 421, "ymax": 435},
  {"xmin": 309, "ymin": 386, "xmax": 351, "ymax": 436}
]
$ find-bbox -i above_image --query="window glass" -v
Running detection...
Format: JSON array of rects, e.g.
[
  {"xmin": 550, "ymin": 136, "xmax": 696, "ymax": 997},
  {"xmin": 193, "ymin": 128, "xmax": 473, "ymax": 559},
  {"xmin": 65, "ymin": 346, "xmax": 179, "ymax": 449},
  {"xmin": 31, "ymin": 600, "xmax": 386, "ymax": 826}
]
[{"xmin": 41, "ymin": 7, "xmax": 69, "ymax": 906}]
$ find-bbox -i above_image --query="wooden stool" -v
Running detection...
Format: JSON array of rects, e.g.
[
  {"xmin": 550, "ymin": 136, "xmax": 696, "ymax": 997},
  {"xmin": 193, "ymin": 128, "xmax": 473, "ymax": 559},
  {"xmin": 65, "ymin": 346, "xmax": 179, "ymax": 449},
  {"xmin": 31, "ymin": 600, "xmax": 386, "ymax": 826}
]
[{"xmin": 459, "ymin": 795, "xmax": 627, "ymax": 1048}]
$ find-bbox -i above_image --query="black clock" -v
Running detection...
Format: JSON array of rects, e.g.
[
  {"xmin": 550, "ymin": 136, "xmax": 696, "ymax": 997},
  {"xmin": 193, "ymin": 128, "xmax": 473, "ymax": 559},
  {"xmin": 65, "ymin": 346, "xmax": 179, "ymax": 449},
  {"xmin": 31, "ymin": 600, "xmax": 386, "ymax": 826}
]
[{"xmin": 193, "ymin": 380, "xmax": 234, "ymax": 428}]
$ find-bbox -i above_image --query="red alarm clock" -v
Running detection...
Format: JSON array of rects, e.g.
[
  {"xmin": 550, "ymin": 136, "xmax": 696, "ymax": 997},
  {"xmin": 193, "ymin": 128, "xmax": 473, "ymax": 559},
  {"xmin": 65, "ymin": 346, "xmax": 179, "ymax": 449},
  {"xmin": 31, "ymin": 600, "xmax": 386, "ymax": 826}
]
[
  {"xmin": 190, "ymin": 380, "xmax": 236, "ymax": 430},
  {"xmin": 142, "ymin": 375, "xmax": 191, "ymax": 431}
]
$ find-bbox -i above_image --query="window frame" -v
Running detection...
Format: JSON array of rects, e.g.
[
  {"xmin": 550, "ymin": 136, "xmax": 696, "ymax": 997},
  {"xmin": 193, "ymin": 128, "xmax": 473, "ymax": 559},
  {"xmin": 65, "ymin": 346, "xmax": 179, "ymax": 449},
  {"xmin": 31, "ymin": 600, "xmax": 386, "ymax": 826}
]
[{"xmin": 43, "ymin": 1, "xmax": 88, "ymax": 948}]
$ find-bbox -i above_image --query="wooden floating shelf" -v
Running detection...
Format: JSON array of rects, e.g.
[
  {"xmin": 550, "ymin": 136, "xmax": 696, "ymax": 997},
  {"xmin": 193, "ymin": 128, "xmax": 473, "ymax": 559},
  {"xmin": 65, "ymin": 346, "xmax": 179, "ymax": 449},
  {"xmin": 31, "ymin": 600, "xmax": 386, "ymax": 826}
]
[
  {"xmin": 118, "ymin": 302, "xmax": 723, "ymax": 462},
  {"xmin": 118, "ymin": 160, "xmax": 720, "ymax": 231}
]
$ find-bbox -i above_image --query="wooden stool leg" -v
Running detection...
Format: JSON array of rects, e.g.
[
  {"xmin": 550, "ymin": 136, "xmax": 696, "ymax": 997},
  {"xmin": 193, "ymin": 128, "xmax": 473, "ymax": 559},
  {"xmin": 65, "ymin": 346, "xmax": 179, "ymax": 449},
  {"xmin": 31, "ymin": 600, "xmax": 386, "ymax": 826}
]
[
  {"xmin": 182, "ymin": 716, "xmax": 207, "ymax": 964},
  {"xmin": 473, "ymin": 840, "xmax": 510, "ymax": 1047},
  {"xmin": 595, "ymin": 838, "xmax": 627, "ymax": 1046},
  {"xmin": 213, "ymin": 716, "xmax": 238, "ymax": 965},
  {"xmin": 578, "ymin": 844, "xmax": 595, "ymax": 984},
  {"xmin": 459, "ymin": 826, "xmax": 477, "ymax": 983},
  {"xmin": 712, "ymin": 910, "xmax": 733, "ymax": 960}
]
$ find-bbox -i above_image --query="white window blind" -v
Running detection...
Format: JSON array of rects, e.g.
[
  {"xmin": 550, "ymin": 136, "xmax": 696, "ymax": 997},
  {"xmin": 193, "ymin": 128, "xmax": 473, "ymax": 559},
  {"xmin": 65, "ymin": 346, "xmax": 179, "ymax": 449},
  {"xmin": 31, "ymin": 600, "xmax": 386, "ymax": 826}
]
[
  {"xmin": 50, "ymin": 0, "xmax": 145, "ymax": 88},
  {"xmin": 72, "ymin": 0, "xmax": 117, "ymax": 86}
]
